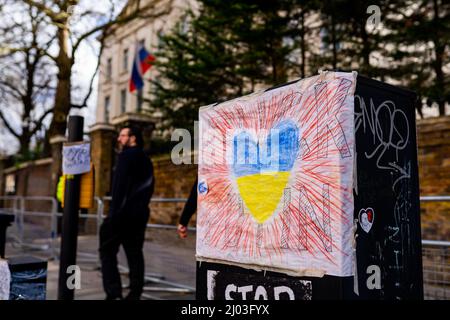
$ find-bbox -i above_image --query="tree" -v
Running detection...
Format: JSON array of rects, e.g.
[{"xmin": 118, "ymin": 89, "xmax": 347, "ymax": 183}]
[
  {"xmin": 314, "ymin": 0, "xmax": 348, "ymax": 71},
  {"xmin": 0, "ymin": 0, "xmax": 56, "ymax": 158},
  {"xmin": 150, "ymin": 1, "xmax": 252, "ymax": 131},
  {"xmin": 22, "ymin": 0, "xmax": 173, "ymax": 192},
  {"xmin": 316, "ymin": 0, "xmax": 390, "ymax": 78},
  {"xmin": 152, "ymin": 0, "xmax": 448, "ymax": 126},
  {"xmin": 294, "ymin": 1, "xmax": 320, "ymax": 78},
  {"xmin": 383, "ymin": 0, "xmax": 449, "ymax": 116},
  {"xmin": 149, "ymin": 0, "xmax": 312, "ymax": 130}
]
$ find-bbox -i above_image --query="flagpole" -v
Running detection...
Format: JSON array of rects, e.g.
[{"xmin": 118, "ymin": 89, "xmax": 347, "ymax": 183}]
[{"xmin": 134, "ymin": 39, "xmax": 142, "ymax": 112}]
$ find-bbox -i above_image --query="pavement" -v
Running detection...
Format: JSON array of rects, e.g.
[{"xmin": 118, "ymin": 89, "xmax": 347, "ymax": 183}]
[
  {"xmin": 3, "ymin": 221, "xmax": 448, "ymax": 300},
  {"xmin": 4, "ymin": 225, "xmax": 197, "ymax": 300}
]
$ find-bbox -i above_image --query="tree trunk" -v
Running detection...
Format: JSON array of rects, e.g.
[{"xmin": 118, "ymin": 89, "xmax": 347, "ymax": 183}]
[
  {"xmin": 49, "ymin": 24, "xmax": 73, "ymax": 193},
  {"xmin": 18, "ymin": 48, "xmax": 35, "ymax": 159},
  {"xmin": 300, "ymin": 10, "xmax": 306, "ymax": 78},
  {"xmin": 331, "ymin": 13, "xmax": 337, "ymax": 70},
  {"xmin": 432, "ymin": 0, "xmax": 446, "ymax": 116},
  {"xmin": 435, "ymin": 47, "xmax": 446, "ymax": 116},
  {"xmin": 270, "ymin": 37, "xmax": 286, "ymax": 85},
  {"xmin": 19, "ymin": 131, "xmax": 31, "ymax": 158},
  {"xmin": 360, "ymin": 21, "xmax": 371, "ymax": 77}
]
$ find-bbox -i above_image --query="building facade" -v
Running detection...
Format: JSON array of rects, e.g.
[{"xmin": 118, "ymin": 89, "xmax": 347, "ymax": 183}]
[
  {"xmin": 89, "ymin": 0, "xmax": 197, "ymax": 202},
  {"xmin": 93, "ymin": 0, "xmax": 197, "ymax": 129}
]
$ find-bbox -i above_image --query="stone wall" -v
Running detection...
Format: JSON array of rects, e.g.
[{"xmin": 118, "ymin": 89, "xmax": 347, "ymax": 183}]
[{"xmin": 416, "ymin": 116, "xmax": 450, "ymax": 240}]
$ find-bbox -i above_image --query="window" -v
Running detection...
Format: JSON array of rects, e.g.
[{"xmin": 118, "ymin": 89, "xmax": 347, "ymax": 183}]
[
  {"xmin": 179, "ymin": 15, "xmax": 189, "ymax": 34},
  {"xmin": 157, "ymin": 29, "xmax": 165, "ymax": 48},
  {"xmin": 106, "ymin": 58, "xmax": 112, "ymax": 80},
  {"xmin": 120, "ymin": 89, "xmax": 126, "ymax": 114},
  {"xmin": 5, "ymin": 174, "xmax": 16, "ymax": 195},
  {"xmin": 104, "ymin": 96, "xmax": 110, "ymax": 122},
  {"xmin": 123, "ymin": 48, "xmax": 128, "ymax": 71}
]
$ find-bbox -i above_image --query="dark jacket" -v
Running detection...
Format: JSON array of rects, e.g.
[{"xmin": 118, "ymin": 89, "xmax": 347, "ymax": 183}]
[
  {"xmin": 110, "ymin": 146, "xmax": 154, "ymax": 228},
  {"xmin": 179, "ymin": 177, "xmax": 197, "ymax": 227}
]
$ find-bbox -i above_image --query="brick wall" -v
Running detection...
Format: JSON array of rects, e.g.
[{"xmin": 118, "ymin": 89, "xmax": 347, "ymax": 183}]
[
  {"xmin": 417, "ymin": 116, "xmax": 450, "ymax": 240},
  {"xmin": 150, "ymin": 155, "xmax": 197, "ymax": 226},
  {"xmin": 2, "ymin": 117, "xmax": 449, "ymax": 240},
  {"xmin": 2, "ymin": 159, "xmax": 54, "ymax": 231},
  {"xmin": 3, "ymin": 159, "xmax": 52, "ymax": 198}
]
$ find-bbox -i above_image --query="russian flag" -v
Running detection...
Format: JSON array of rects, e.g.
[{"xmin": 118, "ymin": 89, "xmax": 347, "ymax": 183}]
[{"xmin": 129, "ymin": 44, "xmax": 155, "ymax": 93}]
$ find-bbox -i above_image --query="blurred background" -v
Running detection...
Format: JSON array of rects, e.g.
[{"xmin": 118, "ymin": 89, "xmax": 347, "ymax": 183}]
[{"xmin": 0, "ymin": 0, "xmax": 448, "ymax": 300}]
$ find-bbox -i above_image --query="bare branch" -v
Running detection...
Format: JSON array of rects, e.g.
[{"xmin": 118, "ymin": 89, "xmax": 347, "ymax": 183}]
[
  {"xmin": 41, "ymin": 37, "xmax": 58, "ymax": 63},
  {"xmin": 0, "ymin": 0, "xmax": 59, "ymax": 153},
  {"xmin": 0, "ymin": 46, "xmax": 29, "ymax": 59},
  {"xmin": 22, "ymin": 0, "xmax": 58, "ymax": 21},
  {"xmin": 30, "ymin": 107, "xmax": 53, "ymax": 136},
  {"xmin": 0, "ymin": 79, "xmax": 24, "ymax": 99},
  {"xmin": 0, "ymin": 108, "xmax": 20, "ymax": 138},
  {"xmin": 73, "ymin": 34, "xmax": 105, "ymax": 109}
]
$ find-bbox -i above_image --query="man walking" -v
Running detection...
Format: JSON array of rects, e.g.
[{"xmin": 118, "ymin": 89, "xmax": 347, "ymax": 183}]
[{"xmin": 100, "ymin": 126, "xmax": 154, "ymax": 300}]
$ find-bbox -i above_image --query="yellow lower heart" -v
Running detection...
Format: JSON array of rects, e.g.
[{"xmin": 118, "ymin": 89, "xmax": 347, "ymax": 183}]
[{"xmin": 236, "ymin": 171, "xmax": 291, "ymax": 224}]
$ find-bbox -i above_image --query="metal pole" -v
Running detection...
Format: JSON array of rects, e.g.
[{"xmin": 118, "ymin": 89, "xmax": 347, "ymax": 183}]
[
  {"xmin": 19, "ymin": 197, "xmax": 24, "ymax": 245},
  {"xmin": 95, "ymin": 197, "xmax": 104, "ymax": 268},
  {"xmin": 50, "ymin": 197, "xmax": 58, "ymax": 261},
  {"xmin": 58, "ymin": 115, "xmax": 84, "ymax": 300}
]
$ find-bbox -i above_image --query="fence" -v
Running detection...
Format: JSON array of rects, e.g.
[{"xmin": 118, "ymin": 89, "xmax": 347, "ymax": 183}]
[
  {"xmin": 0, "ymin": 195, "xmax": 195, "ymax": 299},
  {"xmin": 0, "ymin": 195, "xmax": 448, "ymax": 300},
  {"xmin": 422, "ymin": 240, "xmax": 450, "ymax": 300},
  {"xmin": 420, "ymin": 196, "xmax": 450, "ymax": 299}
]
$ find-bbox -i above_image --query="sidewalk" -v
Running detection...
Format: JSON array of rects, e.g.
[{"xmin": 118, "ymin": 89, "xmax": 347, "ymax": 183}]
[
  {"xmin": 5, "ymin": 228, "xmax": 197, "ymax": 300},
  {"xmin": 7, "ymin": 224, "xmax": 448, "ymax": 300}
]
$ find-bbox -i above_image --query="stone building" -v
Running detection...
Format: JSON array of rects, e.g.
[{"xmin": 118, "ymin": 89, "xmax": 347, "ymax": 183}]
[{"xmin": 90, "ymin": 0, "xmax": 198, "ymax": 205}]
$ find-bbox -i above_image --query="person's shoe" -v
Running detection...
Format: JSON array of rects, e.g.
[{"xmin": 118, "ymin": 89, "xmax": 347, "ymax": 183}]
[
  {"xmin": 124, "ymin": 293, "xmax": 141, "ymax": 300},
  {"xmin": 105, "ymin": 295, "xmax": 123, "ymax": 300}
]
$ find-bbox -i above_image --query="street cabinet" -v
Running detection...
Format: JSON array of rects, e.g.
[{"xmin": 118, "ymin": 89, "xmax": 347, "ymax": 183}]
[{"xmin": 196, "ymin": 71, "xmax": 422, "ymax": 300}]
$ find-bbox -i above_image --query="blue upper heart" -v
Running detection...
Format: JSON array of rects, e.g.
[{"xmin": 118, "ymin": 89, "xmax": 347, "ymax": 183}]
[{"xmin": 233, "ymin": 120, "xmax": 299, "ymax": 177}]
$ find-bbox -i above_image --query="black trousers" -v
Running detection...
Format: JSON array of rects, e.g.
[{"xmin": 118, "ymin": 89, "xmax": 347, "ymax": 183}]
[{"xmin": 99, "ymin": 218, "xmax": 147, "ymax": 299}]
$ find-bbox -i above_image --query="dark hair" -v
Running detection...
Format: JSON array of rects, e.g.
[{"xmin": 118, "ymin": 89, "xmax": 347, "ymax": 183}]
[{"xmin": 122, "ymin": 126, "xmax": 143, "ymax": 148}]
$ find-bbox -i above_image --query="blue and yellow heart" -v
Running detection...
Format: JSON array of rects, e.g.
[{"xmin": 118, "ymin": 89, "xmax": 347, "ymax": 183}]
[{"xmin": 233, "ymin": 120, "xmax": 299, "ymax": 224}]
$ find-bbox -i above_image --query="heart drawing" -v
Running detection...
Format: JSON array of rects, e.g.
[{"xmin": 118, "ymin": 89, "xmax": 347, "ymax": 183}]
[
  {"xmin": 232, "ymin": 120, "xmax": 299, "ymax": 224},
  {"xmin": 359, "ymin": 207, "xmax": 375, "ymax": 233}
]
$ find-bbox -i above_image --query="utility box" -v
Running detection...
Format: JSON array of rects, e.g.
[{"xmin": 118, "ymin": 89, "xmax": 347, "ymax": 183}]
[
  {"xmin": 196, "ymin": 72, "xmax": 423, "ymax": 300},
  {"xmin": 8, "ymin": 256, "xmax": 48, "ymax": 300},
  {"xmin": 351, "ymin": 75, "xmax": 422, "ymax": 299}
]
